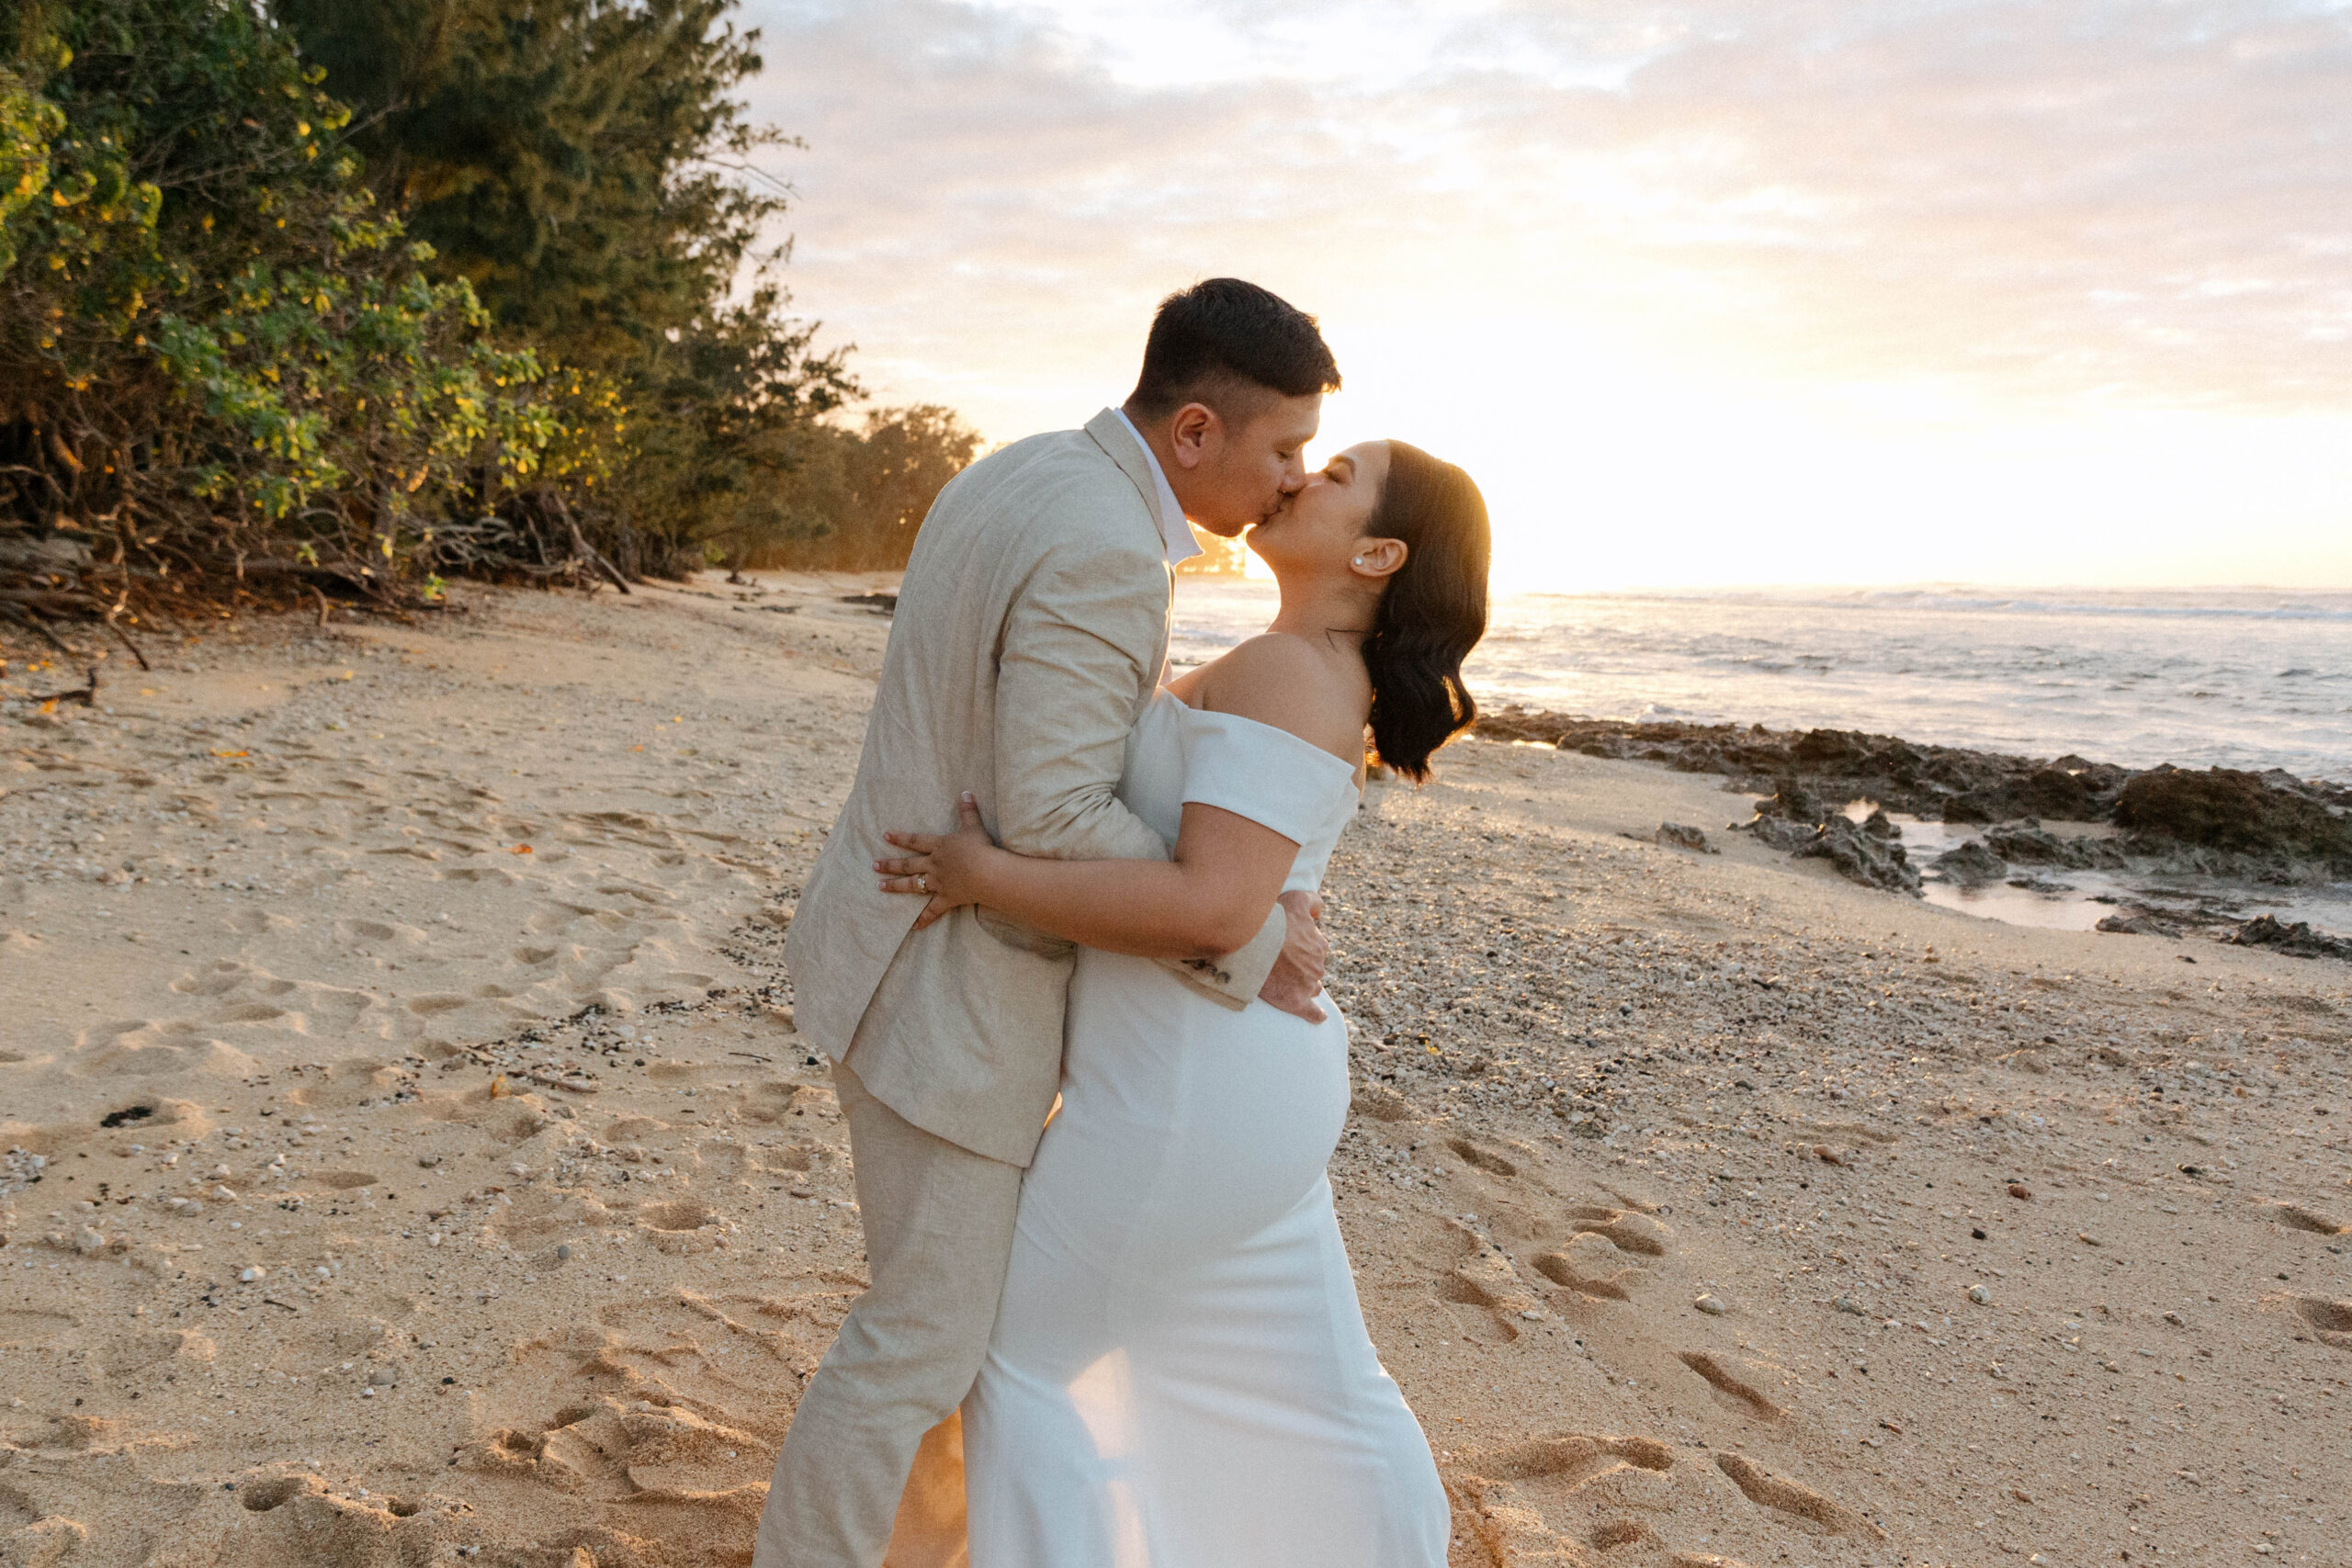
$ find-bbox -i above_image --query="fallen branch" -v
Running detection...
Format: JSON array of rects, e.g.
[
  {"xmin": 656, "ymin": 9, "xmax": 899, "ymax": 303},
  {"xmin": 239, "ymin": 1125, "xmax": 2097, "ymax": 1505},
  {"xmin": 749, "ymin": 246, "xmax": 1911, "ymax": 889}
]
[
  {"xmin": 31, "ymin": 666, "xmax": 98, "ymax": 705},
  {"xmin": 101, "ymin": 594, "xmax": 151, "ymax": 671},
  {"xmin": 555, "ymin": 496, "xmax": 631, "ymax": 595},
  {"xmin": 0, "ymin": 604, "xmax": 75, "ymax": 657}
]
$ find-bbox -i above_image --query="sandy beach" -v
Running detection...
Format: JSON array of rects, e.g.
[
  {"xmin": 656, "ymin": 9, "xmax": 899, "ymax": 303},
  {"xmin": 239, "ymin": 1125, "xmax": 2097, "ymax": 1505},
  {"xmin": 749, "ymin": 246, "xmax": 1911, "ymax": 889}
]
[{"xmin": 2, "ymin": 577, "xmax": 2346, "ymax": 1567}]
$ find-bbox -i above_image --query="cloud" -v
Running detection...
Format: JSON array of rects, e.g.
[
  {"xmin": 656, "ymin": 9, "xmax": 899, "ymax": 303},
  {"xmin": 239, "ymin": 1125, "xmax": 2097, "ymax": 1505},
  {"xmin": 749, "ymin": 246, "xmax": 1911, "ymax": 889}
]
[
  {"xmin": 744, "ymin": 0, "xmax": 2352, "ymax": 423},
  {"xmin": 734, "ymin": 0, "xmax": 2352, "ymax": 587}
]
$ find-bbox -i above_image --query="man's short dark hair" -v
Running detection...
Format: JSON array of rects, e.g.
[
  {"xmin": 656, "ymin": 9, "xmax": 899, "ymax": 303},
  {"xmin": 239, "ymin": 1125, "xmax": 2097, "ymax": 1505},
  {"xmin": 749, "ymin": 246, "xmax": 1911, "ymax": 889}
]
[{"xmin": 1127, "ymin": 278, "xmax": 1340, "ymax": 421}]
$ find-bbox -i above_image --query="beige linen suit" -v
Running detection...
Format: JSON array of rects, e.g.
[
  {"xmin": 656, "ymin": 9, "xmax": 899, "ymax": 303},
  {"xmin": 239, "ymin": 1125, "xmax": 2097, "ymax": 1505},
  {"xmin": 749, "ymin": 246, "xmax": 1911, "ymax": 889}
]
[{"xmin": 753, "ymin": 410, "xmax": 1288, "ymax": 1568}]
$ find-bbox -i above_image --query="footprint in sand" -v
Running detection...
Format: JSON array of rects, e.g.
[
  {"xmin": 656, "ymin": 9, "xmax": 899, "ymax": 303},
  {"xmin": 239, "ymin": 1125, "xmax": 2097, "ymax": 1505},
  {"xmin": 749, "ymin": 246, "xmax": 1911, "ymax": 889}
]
[
  {"xmin": 737, "ymin": 1081, "xmax": 806, "ymax": 1124},
  {"xmin": 637, "ymin": 1199, "xmax": 730, "ymax": 1255},
  {"xmin": 1674, "ymin": 1352, "xmax": 1786, "ymax": 1421},
  {"xmin": 333, "ymin": 918, "xmax": 433, "ymax": 966},
  {"xmin": 168, "ymin": 960, "xmax": 250, "ymax": 998},
  {"xmin": 1445, "ymin": 1432, "xmax": 1675, "ymax": 1566},
  {"xmin": 1713, "ymin": 1453, "xmax": 1883, "ymax": 1540},
  {"xmin": 1532, "ymin": 1235, "xmax": 1643, "ymax": 1303},
  {"xmin": 2285, "ymin": 1295, "xmax": 2352, "ymax": 1350},
  {"xmin": 452, "ymin": 1279, "xmax": 865, "ymax": 1554},
  {"xmin": 2264, "ymin": 1202, "xmax": 2349, "ymax": 1236},
  {"xmin": 1563, "ymin": 1205, "xmax": 1669, "ymax": 1257},
  {"xmin": 97, "ymin": 1328, "xmax": 215, "ymax": 1378},
  {"xmin": 602, "ymin": 1115, "xmax": 669, "ymax": 1142},
  {"xmin": 1447, "ymin": 1136, "xmax": 1522, "ymax": 1177},
  {"xmin": 0, "ymin": 1310, "xmax": 77, "ymax": 1350},
  {"xmin": 1531, "ymin": 1206, "xmax": 1672, "ymax": 1303},
  {"xmin": 209, "ymin": 1469, "xmax": 458, "ymax": 1561},
  {"xmin": 1438, "ymin": 1223, "xmax": 1544, "ymax": 1340},
  {"xmin": 72, "ymin": 1019, "xmax": 254, "ymax": 1078}
]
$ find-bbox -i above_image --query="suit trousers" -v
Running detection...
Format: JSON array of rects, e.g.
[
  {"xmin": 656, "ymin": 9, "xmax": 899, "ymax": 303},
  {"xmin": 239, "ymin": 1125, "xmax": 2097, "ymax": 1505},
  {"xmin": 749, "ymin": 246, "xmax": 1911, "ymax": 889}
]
[{"xmin": 752, "ymin": 1061, "xmax": 1024, "ymax": 1568}]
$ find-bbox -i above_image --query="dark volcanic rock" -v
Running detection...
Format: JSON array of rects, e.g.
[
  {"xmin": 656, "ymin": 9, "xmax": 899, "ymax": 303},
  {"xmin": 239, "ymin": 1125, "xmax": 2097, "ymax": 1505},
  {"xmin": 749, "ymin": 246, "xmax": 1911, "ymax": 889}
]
[
  {"xmin": 1984, "ymin": 819, "xmax": 2130, "ymax": 871},
  {"xmin": 1940, "ymin": 791, "xmax": 2005, "ymax": 825},
  {"xmin": 1801, "ymin": 812, "xmax": 1922, "ymax": 895},
  {"xmin": 1654, "ymin": 823, "xmax": 1717, "ymax": 853},
  {"xmin": 1475, "ymin": 706, "xmax": 2347, "ymax": 884},
  {"xmin": 1749, "ymin": 816, "xmax": 1818, "ymax": 853},
  {"xmin": 2227, "ymin": 915, "xmax": 2352, "ymax": 962},
  {"xmin": 1471, "ymin": 709, "xmax": 2131, "ymax": 825},
  {"xmin": 1756, "ymin": 778, "xmax": 1829, "ymax": 822},
  {"xmin": 1727, "ymin": 787, "xmax": 1921, "ymax": 894},
  {"xmin": 2114, "ymin": 767, "xmax": 2352, "ymax": 869},
  {"xmin": 2018, "ymin": 766, "xmax": 2097, "ymax": 819},
  {"xmin": 2096, "ymin": 908, "xmax": 2183, "ymax": 938},
  {"xmin": 1934, "ymin": 840, "xmax": 2007, "ymax": 887}
]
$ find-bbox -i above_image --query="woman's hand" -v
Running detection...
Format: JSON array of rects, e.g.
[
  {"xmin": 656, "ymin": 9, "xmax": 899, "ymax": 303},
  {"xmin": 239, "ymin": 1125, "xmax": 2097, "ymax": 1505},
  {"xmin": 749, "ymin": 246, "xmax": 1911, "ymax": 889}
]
[{"xmin": 876, "ymin": 792, "xmax": 1001, "ymax": 930}]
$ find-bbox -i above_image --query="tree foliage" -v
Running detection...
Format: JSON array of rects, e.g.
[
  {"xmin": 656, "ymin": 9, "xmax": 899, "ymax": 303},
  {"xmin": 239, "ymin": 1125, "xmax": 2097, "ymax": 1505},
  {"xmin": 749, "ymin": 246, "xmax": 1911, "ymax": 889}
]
[
  {"xmin": 2, "ymin": 0, "xmax": 979, "ymax": 642},
  {"xmin": 274, "ymin": 0, "xmax": 861, "ymax": 575},
  {"xmin": 0, "ymin": 0, "xmax": 578, "ymax": 628},
  {"xmin": 730, "ymin": 404, "xmax": 984, "ymax": 572}
]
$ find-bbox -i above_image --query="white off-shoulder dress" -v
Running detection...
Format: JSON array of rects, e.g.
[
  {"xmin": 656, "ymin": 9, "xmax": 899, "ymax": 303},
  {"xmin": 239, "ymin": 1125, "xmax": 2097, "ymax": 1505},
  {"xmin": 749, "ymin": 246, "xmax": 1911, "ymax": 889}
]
[{"xmin": 963, "ymin": 691, "xmax": 1448, "ymax": 1567}]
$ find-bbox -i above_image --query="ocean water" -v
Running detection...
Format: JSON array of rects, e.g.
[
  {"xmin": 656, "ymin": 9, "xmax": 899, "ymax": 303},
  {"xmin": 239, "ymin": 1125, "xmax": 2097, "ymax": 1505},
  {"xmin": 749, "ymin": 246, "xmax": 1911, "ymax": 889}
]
[{"xmin": 1169, "ymin": 580, "xmax": 2352, "ymax": 783}]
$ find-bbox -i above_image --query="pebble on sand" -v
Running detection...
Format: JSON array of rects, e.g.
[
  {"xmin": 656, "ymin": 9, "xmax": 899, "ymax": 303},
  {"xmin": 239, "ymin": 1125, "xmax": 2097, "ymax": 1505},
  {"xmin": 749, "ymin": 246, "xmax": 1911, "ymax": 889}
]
[
  {"xmin": 1967, "ymin": 1284, "xmax": 1992, "ymax": 1305},
  {"xmin": 1694, "ymin": 1294, "xmax": 1728, "ymax": 1315}
]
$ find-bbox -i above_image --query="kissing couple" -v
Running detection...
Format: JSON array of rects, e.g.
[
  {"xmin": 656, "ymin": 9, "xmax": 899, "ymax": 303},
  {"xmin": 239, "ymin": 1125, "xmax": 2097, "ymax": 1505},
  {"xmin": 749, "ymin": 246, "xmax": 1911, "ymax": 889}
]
[{"xmin": 752, "ymin": 278, "xmax": 1492, "ymax": 1567}]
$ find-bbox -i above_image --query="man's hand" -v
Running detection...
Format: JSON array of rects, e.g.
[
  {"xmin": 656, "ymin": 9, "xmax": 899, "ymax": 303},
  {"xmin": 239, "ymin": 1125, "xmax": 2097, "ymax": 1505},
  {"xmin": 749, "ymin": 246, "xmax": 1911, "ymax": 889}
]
[{"xmin": 1258, "ymin": 889, "xmax": 1329, "ymax": 1023}]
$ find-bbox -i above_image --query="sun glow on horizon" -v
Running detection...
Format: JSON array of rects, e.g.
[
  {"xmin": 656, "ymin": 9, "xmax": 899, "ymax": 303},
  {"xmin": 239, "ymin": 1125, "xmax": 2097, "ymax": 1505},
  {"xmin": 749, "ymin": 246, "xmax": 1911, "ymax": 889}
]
[
  {"xmin": 1206, "ymin": 309, "xmax": 2352, "ymax": 592},
  {"xmin": 1300, "ymin": 321, "xmax": 2352, "ymax": 592}
]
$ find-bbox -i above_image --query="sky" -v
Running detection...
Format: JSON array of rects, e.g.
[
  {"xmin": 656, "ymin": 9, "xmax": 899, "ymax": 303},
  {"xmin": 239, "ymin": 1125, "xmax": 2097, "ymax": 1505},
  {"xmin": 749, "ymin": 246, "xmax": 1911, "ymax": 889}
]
[{"xmin": 735, "ymin": 0, "xmax": 2352, "ymax": 592}]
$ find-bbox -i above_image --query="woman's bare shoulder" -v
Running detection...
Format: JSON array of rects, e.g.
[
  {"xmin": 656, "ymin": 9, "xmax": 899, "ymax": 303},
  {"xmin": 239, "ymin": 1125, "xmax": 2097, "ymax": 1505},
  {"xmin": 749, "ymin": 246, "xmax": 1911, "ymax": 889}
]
[{"xmin": 1191, "ymin": 634, "xmax": 1368, "ymax": 764}]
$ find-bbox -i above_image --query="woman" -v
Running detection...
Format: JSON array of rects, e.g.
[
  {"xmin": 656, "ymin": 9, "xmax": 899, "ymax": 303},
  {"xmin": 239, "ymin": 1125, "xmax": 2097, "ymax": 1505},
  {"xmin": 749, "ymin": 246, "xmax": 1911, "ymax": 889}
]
[{"xmin": 876, "ymin": 439, "xmax": 1489, "ymax": 1566}]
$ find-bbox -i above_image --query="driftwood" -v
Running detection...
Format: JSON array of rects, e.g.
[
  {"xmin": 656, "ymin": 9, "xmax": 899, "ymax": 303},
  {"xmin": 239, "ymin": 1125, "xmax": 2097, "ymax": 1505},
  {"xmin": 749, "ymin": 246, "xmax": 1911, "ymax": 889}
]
[
  {"xmin": 30, "ymin": 666, "xmax": 98, "ymax": 705},
  {"xmin": 558, "ymin": 499, "xmax": 631, "ymax": 595},
  {"xmin": 1, "ymin": 602, "xmax": 75, "ymax": 656},
  {"xmin": 99, "ymin": 593, "xmax": 151, "ymax": 670}
]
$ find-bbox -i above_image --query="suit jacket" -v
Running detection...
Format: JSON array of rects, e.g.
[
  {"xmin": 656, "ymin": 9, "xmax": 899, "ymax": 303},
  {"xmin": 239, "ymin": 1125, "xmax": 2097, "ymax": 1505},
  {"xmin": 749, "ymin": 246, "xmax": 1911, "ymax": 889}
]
[{"xmin": 782, "ymin": 408, "xmax": 1290, "ymax": 1167}]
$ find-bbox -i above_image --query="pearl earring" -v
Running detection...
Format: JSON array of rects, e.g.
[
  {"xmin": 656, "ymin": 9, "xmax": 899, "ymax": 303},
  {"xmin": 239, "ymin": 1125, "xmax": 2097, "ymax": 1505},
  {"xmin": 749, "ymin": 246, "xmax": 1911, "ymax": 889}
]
[{"xmin": 1352, "ymin": 557, "xmax": 1364, "ymax": 567}]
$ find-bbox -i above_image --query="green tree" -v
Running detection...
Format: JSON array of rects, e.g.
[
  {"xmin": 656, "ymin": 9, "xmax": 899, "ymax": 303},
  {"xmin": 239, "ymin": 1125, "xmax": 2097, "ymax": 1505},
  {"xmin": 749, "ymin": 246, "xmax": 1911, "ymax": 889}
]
[
  {"xmin": 272, "ymin": 0, "xmax": 857, "ymax": 573},
  {"xmin": 1, "ymin": 0, "xmax": 571, "ymax": 630}
]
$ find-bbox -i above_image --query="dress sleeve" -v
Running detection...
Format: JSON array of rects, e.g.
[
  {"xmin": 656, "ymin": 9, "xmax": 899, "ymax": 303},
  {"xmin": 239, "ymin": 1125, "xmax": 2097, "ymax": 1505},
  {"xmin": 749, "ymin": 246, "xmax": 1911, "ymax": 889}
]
[{"xmin": 1179, "ymin": 710, "xmax": 1357, "ymax": 844}]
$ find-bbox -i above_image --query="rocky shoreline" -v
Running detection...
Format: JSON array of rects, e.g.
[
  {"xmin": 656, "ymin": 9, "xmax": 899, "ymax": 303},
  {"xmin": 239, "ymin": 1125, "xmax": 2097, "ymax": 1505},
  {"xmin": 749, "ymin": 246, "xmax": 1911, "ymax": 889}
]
[{"xmin": 1475, "ymin": 707, "xmax": 2352, "ymax": 955}]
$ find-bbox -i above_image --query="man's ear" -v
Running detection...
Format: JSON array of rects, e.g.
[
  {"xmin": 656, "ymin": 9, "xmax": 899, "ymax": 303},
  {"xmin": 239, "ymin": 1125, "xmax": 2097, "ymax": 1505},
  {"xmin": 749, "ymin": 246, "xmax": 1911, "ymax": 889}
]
[
  {"xmin": 1167, "ymin": 401, "xmax": 1219, "ymax": 469},
  {"xmin": 1351, "ymin": 537, "xmax": 1408, "ymax": 580}
]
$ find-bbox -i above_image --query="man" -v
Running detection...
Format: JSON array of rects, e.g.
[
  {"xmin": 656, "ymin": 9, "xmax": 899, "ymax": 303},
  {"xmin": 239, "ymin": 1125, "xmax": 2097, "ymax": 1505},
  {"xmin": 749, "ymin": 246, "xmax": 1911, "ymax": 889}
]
[{"xmin": 754, "ymin": 278, "xmax": 1344, "ymax": 1568}]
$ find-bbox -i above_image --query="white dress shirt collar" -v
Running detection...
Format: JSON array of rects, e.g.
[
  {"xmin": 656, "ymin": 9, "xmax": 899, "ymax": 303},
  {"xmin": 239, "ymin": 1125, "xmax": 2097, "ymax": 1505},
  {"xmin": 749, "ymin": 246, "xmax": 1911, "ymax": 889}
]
[{"xmin": 1113, "ymin": 408, "xmax": 1203, "ymax": 567}]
